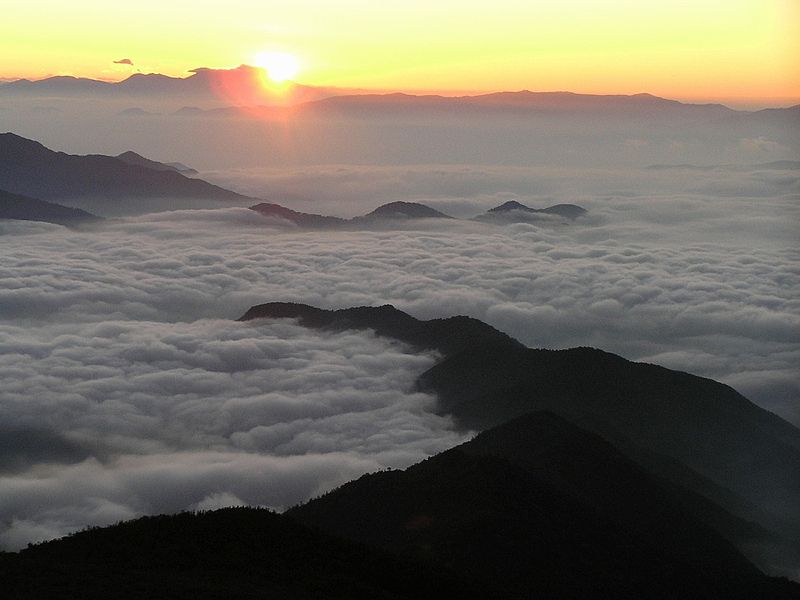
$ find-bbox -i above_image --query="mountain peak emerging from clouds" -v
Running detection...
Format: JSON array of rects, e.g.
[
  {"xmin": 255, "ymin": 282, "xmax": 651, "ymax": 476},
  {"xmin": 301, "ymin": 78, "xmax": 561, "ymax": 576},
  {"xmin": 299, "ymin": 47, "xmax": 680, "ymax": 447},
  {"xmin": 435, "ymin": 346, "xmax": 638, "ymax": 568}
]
[
  {"xmin": 360, "ymin": 201, "xmax": 454, "ymax": 220},
  {"xmin": 239, "ymin": 302, "xmax": 521, "ymax": 356},
  {"xmin": 242, "ymin": 299, "xmax": 800, "ymax": 579},
  {"xmin": 486, "ymin": 200, "xmax": 587, "ymax": 220},
  {"xmin": 249, "ymin": 199, "xmax": 587, "ymax": 229}
]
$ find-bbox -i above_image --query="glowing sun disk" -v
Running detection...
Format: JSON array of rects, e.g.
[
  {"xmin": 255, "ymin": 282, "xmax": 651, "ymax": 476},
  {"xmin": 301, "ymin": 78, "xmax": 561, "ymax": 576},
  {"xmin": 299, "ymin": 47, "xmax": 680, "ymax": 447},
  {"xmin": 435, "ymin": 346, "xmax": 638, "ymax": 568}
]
[{"xmin": 254, "ymin": 51, "xmax": 300, "ymax": 83}]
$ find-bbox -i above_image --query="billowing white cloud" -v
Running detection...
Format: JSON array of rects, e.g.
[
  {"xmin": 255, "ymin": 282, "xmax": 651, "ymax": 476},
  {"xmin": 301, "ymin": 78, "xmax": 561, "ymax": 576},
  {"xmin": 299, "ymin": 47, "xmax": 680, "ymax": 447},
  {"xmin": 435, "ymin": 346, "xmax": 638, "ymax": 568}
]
[
  {"xmin": 0, "ymin": 162, "xmax": 797, "ymax": 549},
  {"xmin": 0, "ymin": 317, "xmax": 463, "ymax": 549}
]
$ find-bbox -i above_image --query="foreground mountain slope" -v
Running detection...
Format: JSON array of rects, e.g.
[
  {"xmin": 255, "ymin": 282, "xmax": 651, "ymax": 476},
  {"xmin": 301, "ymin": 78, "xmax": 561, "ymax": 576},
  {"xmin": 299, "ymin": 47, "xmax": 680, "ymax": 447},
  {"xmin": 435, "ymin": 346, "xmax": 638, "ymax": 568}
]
[
  {"xmin": 0, "ymin": 133, "xmax": 250, "ymax": 214},
  {"xmin": 418, "ymin": 343, "xmax": 800, "ymax": 532},
  {"xmin": 0, "ymin": 508, "xmax": 485, "ymax": 600},
  {"xmin": 0, "ymin": 188, "xmax": 101, "ymax": 226},
  {"xmin": 240, "ymin": 302, "xmax": 800, "ymax": 575},
  {"xmin": 290, "ymin": 412, "xmax": 798, "ymax": 599}
]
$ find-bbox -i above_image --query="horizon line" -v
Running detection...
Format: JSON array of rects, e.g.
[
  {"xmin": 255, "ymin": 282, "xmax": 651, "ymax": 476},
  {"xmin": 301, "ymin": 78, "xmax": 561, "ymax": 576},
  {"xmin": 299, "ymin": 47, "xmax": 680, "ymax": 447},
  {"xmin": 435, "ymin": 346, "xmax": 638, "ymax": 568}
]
[{"xmin": 3, "ymin": 66, "xmax": 799, "ymax": 111}]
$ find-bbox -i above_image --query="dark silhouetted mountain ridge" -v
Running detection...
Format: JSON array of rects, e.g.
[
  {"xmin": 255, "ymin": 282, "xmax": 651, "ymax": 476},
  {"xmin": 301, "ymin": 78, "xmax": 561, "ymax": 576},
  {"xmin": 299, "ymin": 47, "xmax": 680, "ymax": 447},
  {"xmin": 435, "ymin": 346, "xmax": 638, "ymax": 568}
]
[
  {"xmin": 290, "ymin": 412, "xmax": 799, "ymax": 599},
  {"xmin": 0, "ymin": 508, "xmax": 485, "ymax": 600},
  {"xmin": 358, "ymin": 201, "xmax": 454, "ymax": 220},
  {"xmin": 481, "ymin": 200, "xmax": 587, "ymax": 221},
  {"xmin": 242, "ymin": 301, "xmax": 800, "ymax": 577},
  {"xmin": 0, "ymin": 188, "xmax": 100, "ymax": 226},
  {"xmin": 240, "ymin": 302, "xmax": 521, "ymax": 356},
  {"xmin": 0, "ymin": 132, "xmax": 251, "ymax": 213},
  {"xmin": 250, "ymin": 199, "xmax": 587, "ymax": 228}
]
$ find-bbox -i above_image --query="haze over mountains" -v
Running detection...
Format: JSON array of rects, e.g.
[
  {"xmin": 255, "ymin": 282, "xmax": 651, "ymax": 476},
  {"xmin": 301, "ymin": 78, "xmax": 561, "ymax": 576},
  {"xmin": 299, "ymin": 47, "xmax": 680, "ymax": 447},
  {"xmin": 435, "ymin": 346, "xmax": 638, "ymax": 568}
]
[
  {"xmin": 0, "ymin": 132, "xmax": 588, "ymax": 224},
  {"xmin": 0, "ymin": 65, "xmax": 354, "ymax": 107},
  {"xmin": 250, "ymin": 199, "xmax": 586, "ymax": 228},
  {"xmin": 1, "ymin": 65, "xmax": 797, "ymax": 169}
]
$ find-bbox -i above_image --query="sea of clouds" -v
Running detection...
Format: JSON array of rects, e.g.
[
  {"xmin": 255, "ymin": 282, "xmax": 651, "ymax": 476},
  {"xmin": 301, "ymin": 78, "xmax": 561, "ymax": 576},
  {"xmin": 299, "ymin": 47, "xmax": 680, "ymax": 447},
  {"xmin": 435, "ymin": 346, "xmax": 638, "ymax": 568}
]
[{"xmin": 0, "ymin": 162, "xmax": 797, "ymax": 549}]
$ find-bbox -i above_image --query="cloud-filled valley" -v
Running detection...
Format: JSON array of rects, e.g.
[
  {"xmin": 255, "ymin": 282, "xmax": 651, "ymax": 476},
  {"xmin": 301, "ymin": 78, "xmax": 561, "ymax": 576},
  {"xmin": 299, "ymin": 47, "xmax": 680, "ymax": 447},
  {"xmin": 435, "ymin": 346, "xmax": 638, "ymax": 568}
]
[
  {"xmin": 0, "ymin": 315, "xmax": 461, "ymax": 549},
  {"xmin": 1, "ymin": 159, "xmax": 798, "ymax": 550}
]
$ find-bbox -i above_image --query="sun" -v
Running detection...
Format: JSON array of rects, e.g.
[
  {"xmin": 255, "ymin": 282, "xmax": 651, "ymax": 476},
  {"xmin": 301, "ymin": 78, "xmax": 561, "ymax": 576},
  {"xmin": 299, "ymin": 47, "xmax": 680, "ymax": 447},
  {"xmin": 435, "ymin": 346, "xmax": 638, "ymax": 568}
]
[{"xmin": 253, "ymin": 51, "xmax": 300, "ymax": 83}]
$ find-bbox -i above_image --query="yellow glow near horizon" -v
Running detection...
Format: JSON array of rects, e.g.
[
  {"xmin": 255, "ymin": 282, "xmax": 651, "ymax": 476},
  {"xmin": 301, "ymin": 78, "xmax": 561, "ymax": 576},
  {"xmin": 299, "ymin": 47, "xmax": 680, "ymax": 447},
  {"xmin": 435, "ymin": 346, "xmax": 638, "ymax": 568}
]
[{"xmin": 1, "ymin": 1, "xmax": 798, "ymax": 105}]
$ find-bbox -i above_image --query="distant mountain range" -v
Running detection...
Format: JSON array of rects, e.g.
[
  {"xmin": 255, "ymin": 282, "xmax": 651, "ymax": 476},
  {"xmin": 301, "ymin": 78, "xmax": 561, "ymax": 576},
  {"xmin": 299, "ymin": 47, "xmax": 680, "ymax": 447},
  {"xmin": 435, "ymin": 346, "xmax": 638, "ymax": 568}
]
[
  {"xmin": 0, "ymin": 65, "xmax": 360, "ymax": 107},
  {"xmin": 4, "ymin": 65, "xmax": 797, "ymax": 121},
  {"xmin": 250, "ymin": 199, "xmax": 587, "ymax": 228},
  {"xmin": 289, "ymin": 90, "xmax": 740, "ymax": 122},
  {"xmin": 131, "ymin": 88, "xmax": 763, "ymax": 124},
  {"xmin": 0, "ymin": 132, "xmax": 587, "ymax": 224}
]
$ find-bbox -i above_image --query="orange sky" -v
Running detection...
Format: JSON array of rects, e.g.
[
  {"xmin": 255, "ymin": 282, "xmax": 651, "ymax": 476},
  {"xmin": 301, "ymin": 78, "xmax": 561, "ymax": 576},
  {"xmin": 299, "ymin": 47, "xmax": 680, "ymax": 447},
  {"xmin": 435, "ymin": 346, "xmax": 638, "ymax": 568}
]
[{"xmin": 2, "ymin": 1, "xmax": 798, "ymax": 106}]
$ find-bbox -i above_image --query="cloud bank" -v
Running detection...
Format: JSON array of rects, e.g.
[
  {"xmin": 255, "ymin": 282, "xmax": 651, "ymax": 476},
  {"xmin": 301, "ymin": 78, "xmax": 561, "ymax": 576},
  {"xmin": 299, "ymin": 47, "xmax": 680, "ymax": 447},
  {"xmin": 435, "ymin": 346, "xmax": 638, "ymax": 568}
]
[
  {"xmin": 0, "ymin": 317, "xmax": 461, "ymax": 549},
  {"xmin": 0, "ymin": 162, "xmax": 797, "ymax": 548}
]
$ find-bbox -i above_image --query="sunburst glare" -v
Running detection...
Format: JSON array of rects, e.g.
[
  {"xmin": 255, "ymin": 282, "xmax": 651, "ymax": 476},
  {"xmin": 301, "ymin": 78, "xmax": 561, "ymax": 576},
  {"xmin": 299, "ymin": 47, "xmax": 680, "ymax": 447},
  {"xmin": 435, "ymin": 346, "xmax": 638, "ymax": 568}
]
[{"xmin": 253, "ymin": 51, "xmax": 300, "ymax": 83}]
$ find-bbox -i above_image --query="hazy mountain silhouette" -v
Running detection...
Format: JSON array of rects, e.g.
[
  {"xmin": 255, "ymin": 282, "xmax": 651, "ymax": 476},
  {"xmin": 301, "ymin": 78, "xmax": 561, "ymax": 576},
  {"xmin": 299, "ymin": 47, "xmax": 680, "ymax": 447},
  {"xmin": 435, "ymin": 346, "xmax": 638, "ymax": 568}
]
[
  {"xmin": 0, "ymin": 508, "xmax": 486, "ymax": 600},
  {"xmin": 116, "ymin": 107, "xmax": 159, "ymax": 117},
  {"xmin": 250, "ymin": 200, "xmax": 586, "ymax": 229},
  {"xmin": 290, "ymin": 411, "xmax": 799, "ymax": 599},
  {"xmin": 723, "ymin": 104, "xmax": 800, "ymax": 127},
  {"xmin": 0, "ymin": 188, "xmax": 101, "ymax": 226},
  {"xmin": 115, "ymin": 150, "xmax": 197, "ymax": 174},
  {"xmin": 0, "ymin": 75, "xmax": 112, "ymax": 95},
  {"xmin": 0, "ymin": 65, "xmax": 361, "ymax": 107},
  {"xmin": 251, "ymin": 201, "xmax": 454, "ymax": 229},
  {"xmin": 293, "ymin": 90, "xmax": 739, "ymax": 122},
  {"xmin": 357, "ymin": 200, "xmax": 454, "ymax": 220},
  {"xmin": 1, "ymin": 74, "xmax": 744, "ymax": 118},
  {"xmin": 0, "ymin": 133, "xmax": 251, "ymax": 214},
  {"xmin": 476, "ymin": 200, "xmax": 587, "ymax": 223},
  {"xmin": 249, "ymin": 202, "xmax": 347, "ymax": 228},
  {"xmin": 240, "ymin": 302, "xmax": 800, "ymax": 576}
]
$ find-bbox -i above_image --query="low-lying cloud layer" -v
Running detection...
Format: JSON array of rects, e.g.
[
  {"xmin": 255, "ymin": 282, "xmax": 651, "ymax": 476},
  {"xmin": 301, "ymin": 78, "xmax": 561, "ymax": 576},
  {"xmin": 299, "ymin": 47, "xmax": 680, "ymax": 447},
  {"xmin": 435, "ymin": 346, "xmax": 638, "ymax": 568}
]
[
  {"xmin": 0, "ymin": 317, "xmax": 461, "ymax": 549},
  {"xmin": 1, "ymin": 163, "xmax": 797, "ymax": 548}
]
